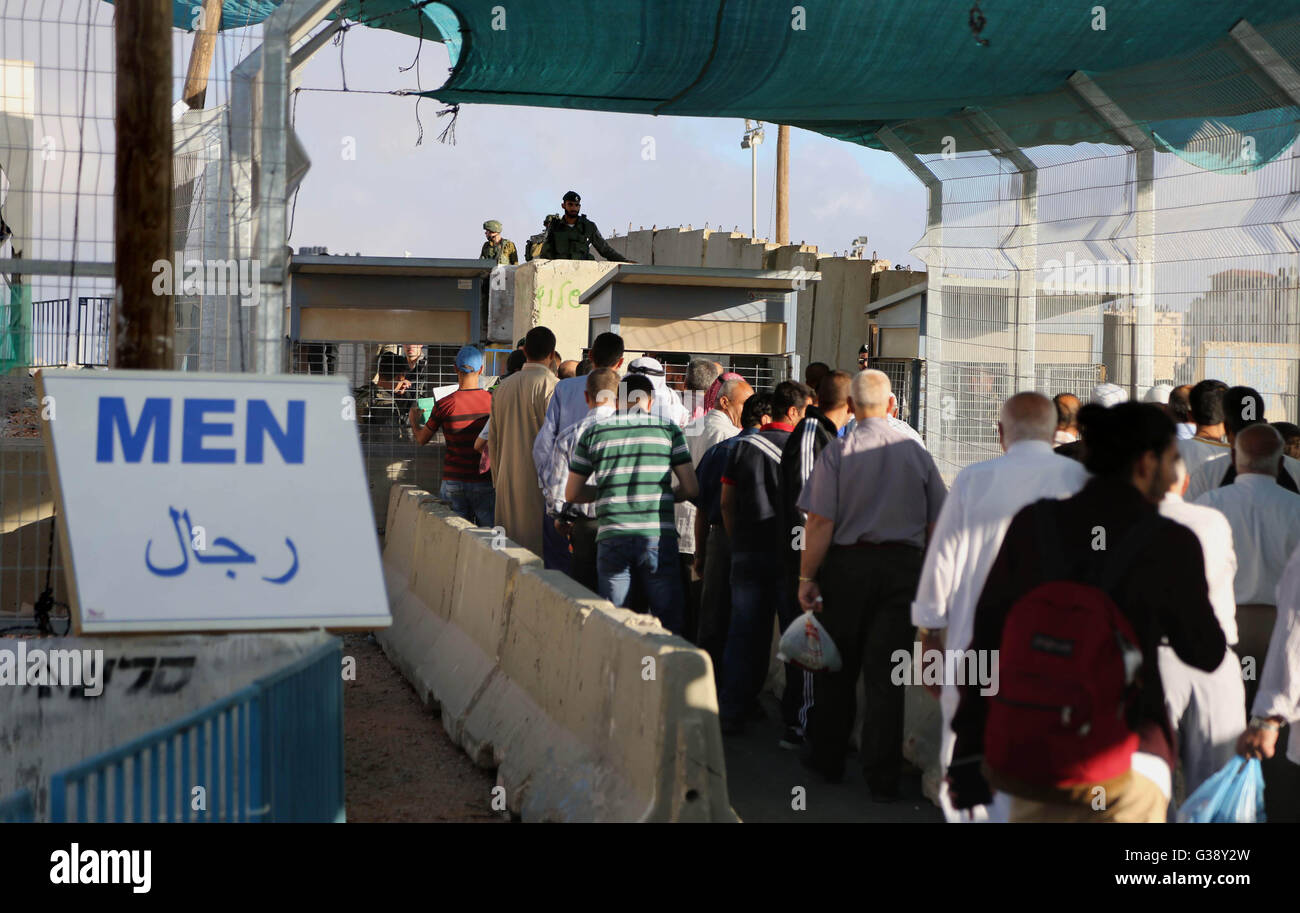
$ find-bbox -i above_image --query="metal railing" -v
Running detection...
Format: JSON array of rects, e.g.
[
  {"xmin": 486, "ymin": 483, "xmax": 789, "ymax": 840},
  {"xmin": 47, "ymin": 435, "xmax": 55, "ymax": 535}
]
[
  {"xmin": 25, "ymin": 296, "xmax": 112, "ymax": 368},
  {"xmin": 43, "ymin": 639, "xmax": 343, "ymax": 823},
  {"xmin": 29, "ymin": 298, "xmax": 70, "ymax": 367},
  {"xmin": 75, "ymin": 296, "xmax": 112, "ymax": 366}
]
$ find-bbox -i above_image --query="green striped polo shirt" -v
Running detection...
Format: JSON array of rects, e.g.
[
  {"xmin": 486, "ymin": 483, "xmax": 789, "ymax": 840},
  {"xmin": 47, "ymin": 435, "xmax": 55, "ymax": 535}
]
[{"xmin": 569, "ymin": 412, "xmax": 691, "ymax": 542}]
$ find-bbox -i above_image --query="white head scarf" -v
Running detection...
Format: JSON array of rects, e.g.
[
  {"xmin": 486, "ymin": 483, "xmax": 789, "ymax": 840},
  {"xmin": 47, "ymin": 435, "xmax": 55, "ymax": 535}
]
[{"xmin": 628, "ymin": 357, "xmax": 690, "ymax": 426}]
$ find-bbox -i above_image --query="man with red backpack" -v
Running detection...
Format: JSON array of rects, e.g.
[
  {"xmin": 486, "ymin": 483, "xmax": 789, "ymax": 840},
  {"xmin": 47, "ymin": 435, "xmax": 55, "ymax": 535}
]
[{"xmin": 949, "ymin": 402, "xmax": 1226, "ymax": 822}]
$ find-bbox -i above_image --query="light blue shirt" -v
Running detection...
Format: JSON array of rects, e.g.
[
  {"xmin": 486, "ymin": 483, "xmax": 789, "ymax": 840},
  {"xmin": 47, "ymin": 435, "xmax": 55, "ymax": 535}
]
[{"xmin": 532, "ymin": 375, "xmax": 590, "ymax": 484}]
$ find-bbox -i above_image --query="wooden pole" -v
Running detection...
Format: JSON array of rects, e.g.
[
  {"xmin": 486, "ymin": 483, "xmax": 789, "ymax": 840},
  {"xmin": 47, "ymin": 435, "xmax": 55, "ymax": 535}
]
[
  {"xmin": 183, "ymin": 0, "xmax": 224, "ymax": 110},
  {"xmin": 114, "ymin": 0, "xmax": 174, "ymax": 369},
  {"xmin": 775, "ymin": 124, "xmax": 790, "ymax": 245}
]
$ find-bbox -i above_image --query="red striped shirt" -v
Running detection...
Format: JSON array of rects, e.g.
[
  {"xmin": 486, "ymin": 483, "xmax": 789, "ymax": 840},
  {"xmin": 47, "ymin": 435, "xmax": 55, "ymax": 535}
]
[{"xmin": 426, "ymin": 389, "xmax": 492, "ymax": 482}]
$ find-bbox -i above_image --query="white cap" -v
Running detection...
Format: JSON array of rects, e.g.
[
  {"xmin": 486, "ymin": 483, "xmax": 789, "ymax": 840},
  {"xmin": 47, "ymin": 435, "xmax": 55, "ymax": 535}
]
[
  {"xmin": 1090, "ymin": 382, "xmax": 1128, "ymax": 407},
  {"xmin": 1142, "ymin": 383, "xmax": 1173, "ymax": 404}
]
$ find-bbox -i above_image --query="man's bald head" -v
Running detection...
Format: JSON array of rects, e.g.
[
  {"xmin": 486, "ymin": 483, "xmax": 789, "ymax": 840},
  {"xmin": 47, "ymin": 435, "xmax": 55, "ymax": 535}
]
[
  {"xmin": 850, "ymin": 369, "xmax": 892, "ymax": 418},
  {"xmin": 1000, "ymin": 392, "xmax": 1058, "ymax": 446},
  {"xmin": 717, "ymin": 377, "xmax": 754, "ymax": 428},
  {"xmin": 1236, "ymin": 423, "xmax": 1285, "ymax": 476}
]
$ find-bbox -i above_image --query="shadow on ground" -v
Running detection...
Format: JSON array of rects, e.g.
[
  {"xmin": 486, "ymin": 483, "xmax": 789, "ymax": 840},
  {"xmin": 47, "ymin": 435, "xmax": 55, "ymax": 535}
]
[{"xmin": 723, "ymin": 693, "xmax": 943, "ymax": 823}]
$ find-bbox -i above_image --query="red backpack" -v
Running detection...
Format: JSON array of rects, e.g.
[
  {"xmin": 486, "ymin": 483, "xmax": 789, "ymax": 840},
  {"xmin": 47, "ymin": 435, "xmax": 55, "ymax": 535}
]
[{"xmin": 984, "ymin": 502, "xmax": 1153, "ymax": 787}]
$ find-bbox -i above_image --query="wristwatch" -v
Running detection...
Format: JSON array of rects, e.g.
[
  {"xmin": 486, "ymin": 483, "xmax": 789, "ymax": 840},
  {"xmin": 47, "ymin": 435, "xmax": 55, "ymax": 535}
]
[{"xmin": 1249, "ymin": 716, "xmax": 1281, "ymax": 732}]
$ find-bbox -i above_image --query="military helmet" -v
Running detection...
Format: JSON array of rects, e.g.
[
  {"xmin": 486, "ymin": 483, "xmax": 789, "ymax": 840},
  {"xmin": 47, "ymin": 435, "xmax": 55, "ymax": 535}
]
[
  {"xmin": 562, "ymin": 190, "xmax": 581, "ymax": 203},
  {"xmin": 483, "ymin": 219, "xmax": 503, "ymax": 232}
]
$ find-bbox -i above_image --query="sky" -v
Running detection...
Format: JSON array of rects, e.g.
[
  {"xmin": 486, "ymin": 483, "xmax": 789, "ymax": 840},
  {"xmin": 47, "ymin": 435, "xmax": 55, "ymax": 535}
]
[{"xmin": 285, "ymin": 24, "xmax": 926, "ymax": 264}]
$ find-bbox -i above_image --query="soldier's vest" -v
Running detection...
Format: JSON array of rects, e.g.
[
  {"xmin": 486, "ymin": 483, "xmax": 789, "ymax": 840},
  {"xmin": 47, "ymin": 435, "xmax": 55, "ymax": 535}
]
[
  {"xmin": 484, "ymin": 240, "xmax": 515, "ymax": 265},
  {"xmin": 548, "ymin": 217, "xmax": 596, "ymax": 260}
]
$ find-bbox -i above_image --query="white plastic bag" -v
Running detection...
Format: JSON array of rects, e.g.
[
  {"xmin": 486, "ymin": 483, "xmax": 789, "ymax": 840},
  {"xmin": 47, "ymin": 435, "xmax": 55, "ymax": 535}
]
[{"xmin": 777, "ymin": 611, "xmax": 843, "ymax": 672}]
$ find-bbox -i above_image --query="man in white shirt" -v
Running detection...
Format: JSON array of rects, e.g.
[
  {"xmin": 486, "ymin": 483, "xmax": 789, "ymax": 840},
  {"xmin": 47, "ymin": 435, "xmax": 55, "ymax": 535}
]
[
  {"xmin": 1195, "ymin": 424, "xmax": 1300, "ymax": 709},
  {"xmin": 912, "ymin": 391, "xmax": 1088, "ymax": 821},
  {"xmin": 1238, "ymin": 541, "xmax": 1300, "ymax": 820},
  {"xmin": 1157, "ymin": 456, "xmax": 1246, "ymax": 800},
  {"xmin": 685, "ymin": 375, "xmax": 752, "ymax": 463},
  {"xmin": 1177, "ymin": 379, "xmax": 1231, "ymax": 477},
  {"xmin": 677, "ymin": 372, "xmax": 750, "ymax": 639},
  {"xmin": 1185, "ymin": 386, "xmax": 1300, "ymax": 500}
]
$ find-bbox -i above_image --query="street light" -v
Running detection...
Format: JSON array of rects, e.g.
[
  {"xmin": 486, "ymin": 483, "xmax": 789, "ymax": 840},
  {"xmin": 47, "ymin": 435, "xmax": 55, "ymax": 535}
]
[{"xmin": 740, "ymin": 119, "xmax": 765, "ymax": 239}]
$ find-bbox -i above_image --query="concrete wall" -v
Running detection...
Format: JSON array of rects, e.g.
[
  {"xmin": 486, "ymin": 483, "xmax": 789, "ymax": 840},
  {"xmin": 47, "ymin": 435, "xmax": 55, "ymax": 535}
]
[
  {"xmin": 0, "ymin": 631, "xmax": 335, "ymax": 820},
  {"xmin": 506, "ymin": 226, "xmax": 917, "ymax": 381},
  {"xmin": 511, "ymin": 260, "xmax": 617, "ymax": 365},
  {"xmin": 652, "ymin": 227, "xmax": 709, "ymax": 267},
  {"xmin": 377, "ymin": 484, "xmax": 736, "ymax": 822}
]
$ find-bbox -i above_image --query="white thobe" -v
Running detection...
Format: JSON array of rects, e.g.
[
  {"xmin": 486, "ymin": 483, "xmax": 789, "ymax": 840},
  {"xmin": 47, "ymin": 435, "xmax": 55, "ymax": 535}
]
[
  {"xmin": 1194, "ymin": 474, "xmax": 1300, "ymax": 606},
  {"xmin": 911, "ymin": 440, "xmax": 1089, "ymax": 821},
  {"xmin": 1253, "ymin": 544, "xmax": 1300, "ymax": 764},
  {"xmin": 1157, "ymin": 493, "xmax": 1245, "ymax": 797},
  {"xmin": 1185, "ymin": 451, "xmax": 1300, "ymax": 502}
]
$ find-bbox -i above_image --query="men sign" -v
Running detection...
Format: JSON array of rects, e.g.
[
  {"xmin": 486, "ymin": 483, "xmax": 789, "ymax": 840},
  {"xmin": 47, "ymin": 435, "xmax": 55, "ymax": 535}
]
[{"xmin": 37, "ymin": 370, "xmax": 389, "ymax": 633}]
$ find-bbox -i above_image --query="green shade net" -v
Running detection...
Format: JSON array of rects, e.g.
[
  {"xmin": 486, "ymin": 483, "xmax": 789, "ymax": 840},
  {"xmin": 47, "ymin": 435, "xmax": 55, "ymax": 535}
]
[{"xmin": 147, "ymin": 0, "xmax": 1300, "ymax": 169}]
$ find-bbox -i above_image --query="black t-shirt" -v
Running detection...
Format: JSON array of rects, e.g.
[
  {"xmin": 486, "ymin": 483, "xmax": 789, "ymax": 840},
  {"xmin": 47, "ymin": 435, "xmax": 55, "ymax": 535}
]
[
  {"xmin": 722, "ymin": 423, "xmax": 794, "ymax": 554},
  {"xmin": 778, "ymin": 410, "xmax": 839, "ymax": 566}
]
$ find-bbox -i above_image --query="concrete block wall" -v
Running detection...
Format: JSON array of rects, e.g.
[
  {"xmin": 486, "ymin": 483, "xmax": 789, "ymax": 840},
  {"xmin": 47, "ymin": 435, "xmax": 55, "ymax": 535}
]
[
  {"xmin": 511, "ymin": 260, "xmax": 618, "ymax": 365},
  {"xmin": 377, "ymin": 485, "xmax": 736, "ymax": 822},
  {"xmin": 651, "ymin": 227, "xmax": 709, "ymax": 267}
]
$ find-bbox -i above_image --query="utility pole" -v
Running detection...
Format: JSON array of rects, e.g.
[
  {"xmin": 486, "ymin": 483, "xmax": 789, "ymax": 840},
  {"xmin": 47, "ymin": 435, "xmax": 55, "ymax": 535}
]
[
  {"xmin": 183, "ymin": 0, "xmax": 224, "ymax": 109},
  {"xmin": 741, "ymin": 120, "xmax": 765, "ymax": 239},
  {"xmin": 775, "ymin": 124, "xmax": 790, "ymax": 244},
  {"xmin": 114, "ymin": 0, "xmax": 174, "ymax": 369}
]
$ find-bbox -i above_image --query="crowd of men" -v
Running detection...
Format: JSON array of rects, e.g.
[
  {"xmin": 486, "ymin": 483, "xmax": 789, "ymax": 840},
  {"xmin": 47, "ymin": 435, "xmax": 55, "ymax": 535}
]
[{"xmin": 403, "ymin": 324, "xmax": 1300, "ymax": 823}]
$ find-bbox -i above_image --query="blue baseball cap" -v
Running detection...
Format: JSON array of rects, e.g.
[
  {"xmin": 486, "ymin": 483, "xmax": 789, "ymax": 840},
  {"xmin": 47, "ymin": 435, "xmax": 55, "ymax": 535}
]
[{"xmin": 455, "ymin": 345, "xmax": 484, "ymax": 372}]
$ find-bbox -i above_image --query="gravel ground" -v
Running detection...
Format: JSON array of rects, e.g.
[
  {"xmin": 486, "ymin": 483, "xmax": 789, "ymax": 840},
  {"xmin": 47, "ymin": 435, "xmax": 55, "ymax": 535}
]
[{"xmin": 342, "ymin": 633, "xmax": 504, "ymax": 823}]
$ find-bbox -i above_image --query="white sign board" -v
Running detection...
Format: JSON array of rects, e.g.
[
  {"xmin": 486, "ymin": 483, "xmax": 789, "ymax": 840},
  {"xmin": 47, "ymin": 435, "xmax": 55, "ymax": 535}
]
[{"xmin": 37, "ymin": 370, "xmax": 390, "ymax": 633}]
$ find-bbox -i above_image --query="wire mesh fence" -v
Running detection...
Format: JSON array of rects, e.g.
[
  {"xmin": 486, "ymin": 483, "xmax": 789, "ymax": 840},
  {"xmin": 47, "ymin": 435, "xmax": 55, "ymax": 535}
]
[
  {"xmin": 0, "ymin": 0, "xmax": 290, "ymax": 627},
  {"xmin": 882, "ymin": 18, "xmax": 1300, "ymax": 480}
]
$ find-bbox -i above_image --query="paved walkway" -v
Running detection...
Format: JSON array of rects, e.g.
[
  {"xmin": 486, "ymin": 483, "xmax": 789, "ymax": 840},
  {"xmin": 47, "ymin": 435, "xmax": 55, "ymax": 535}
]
[{"xmin": 724, "ymin": 693, "xmax": 942, "ymax": 823}]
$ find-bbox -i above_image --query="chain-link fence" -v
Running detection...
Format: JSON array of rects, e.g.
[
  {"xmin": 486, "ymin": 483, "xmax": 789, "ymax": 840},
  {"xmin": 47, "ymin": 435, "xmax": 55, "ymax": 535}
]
[
  {"xmin": 880, "ymin": 19, "xmax": 1300, "ymax": 480},
  {"xmin": 1, "ymin": 0, "xmax": 298, "ymax": 627}
]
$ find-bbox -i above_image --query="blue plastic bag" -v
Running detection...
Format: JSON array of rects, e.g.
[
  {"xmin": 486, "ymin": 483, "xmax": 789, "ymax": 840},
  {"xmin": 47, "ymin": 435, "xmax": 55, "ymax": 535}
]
[{"xmin": 1176, "ymin": 757, "xmax": 1266, "ymax": 823}]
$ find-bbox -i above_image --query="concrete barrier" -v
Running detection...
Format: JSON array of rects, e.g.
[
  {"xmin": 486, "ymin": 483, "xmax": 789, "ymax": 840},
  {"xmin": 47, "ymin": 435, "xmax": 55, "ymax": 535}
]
[{"xmin": 376, "ymin": 484, "xmax": 736, "ymax": 821}]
